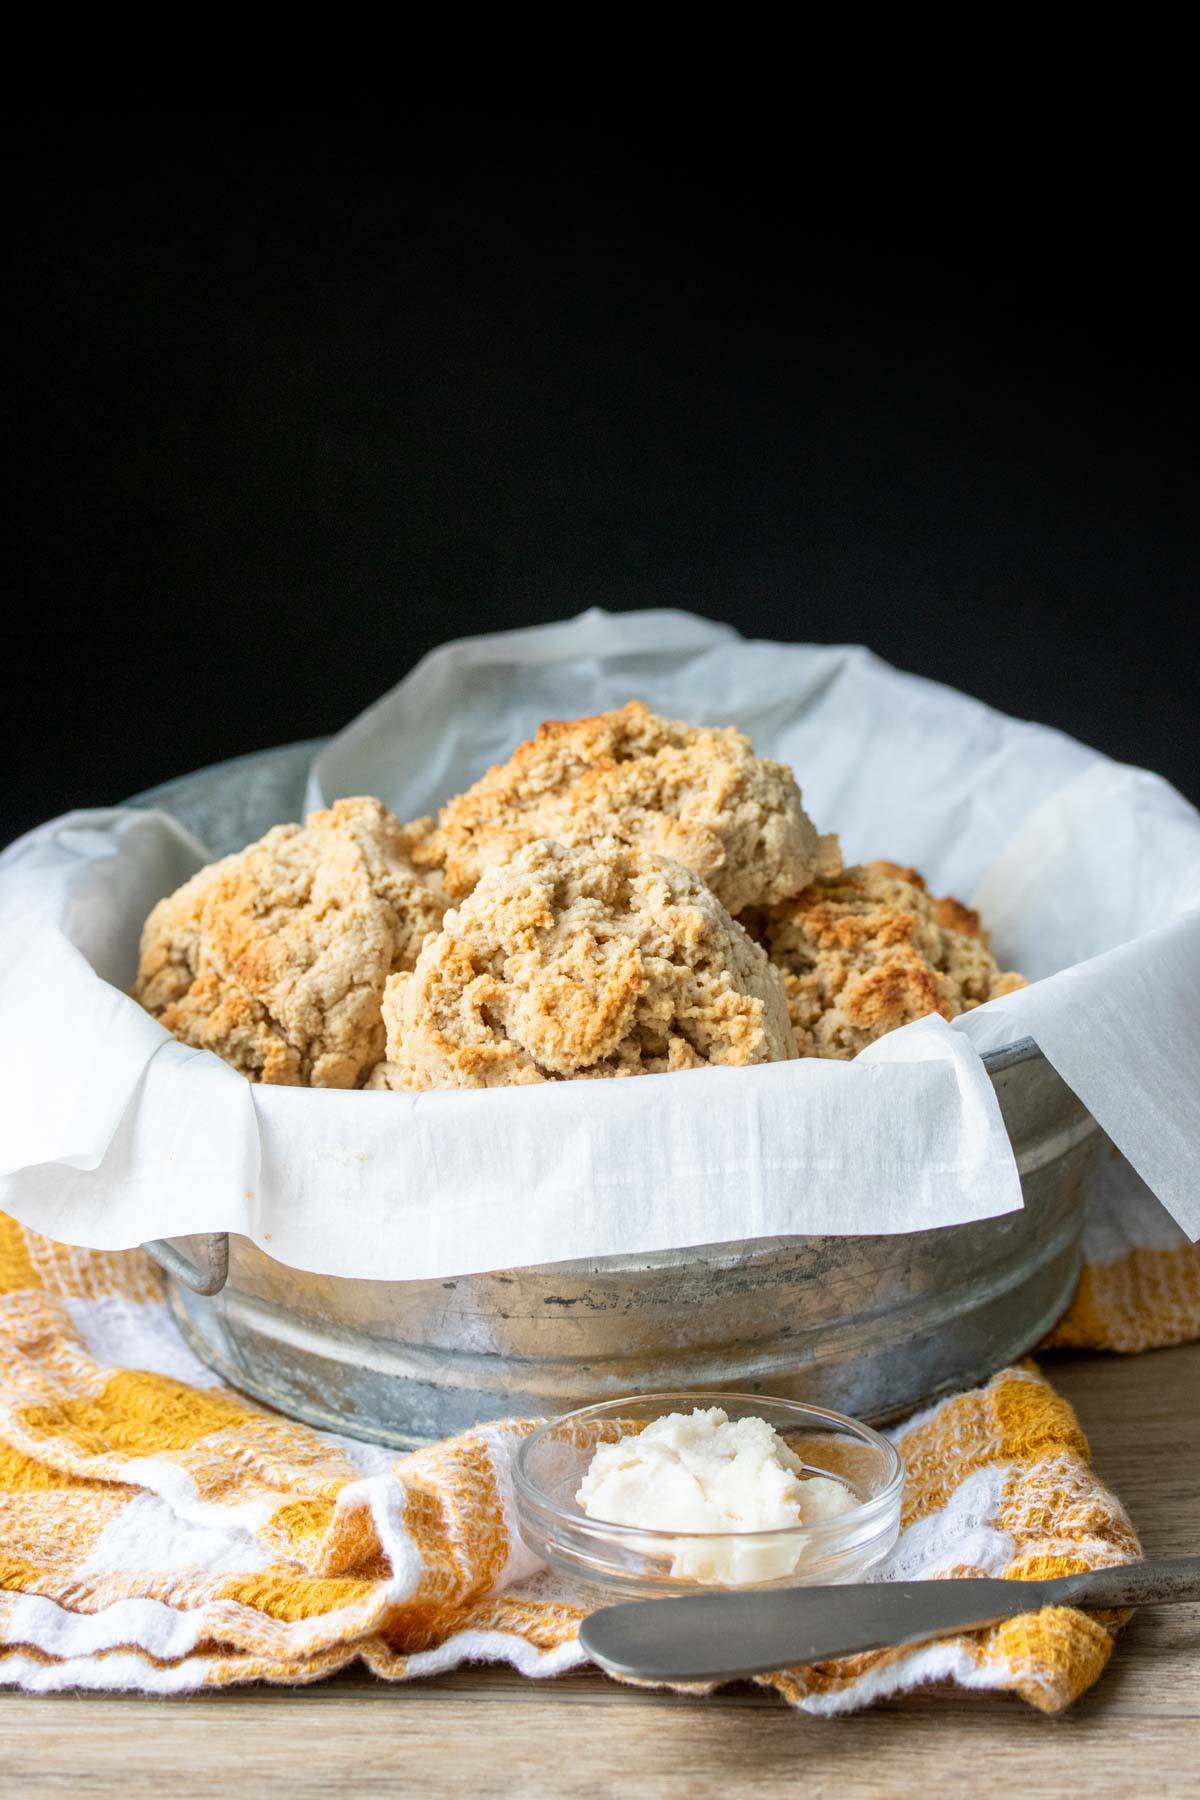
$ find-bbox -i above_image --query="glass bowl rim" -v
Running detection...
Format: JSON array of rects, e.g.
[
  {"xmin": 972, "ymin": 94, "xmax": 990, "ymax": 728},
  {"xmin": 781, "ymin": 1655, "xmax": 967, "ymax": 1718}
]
[{"xmin": 514, "ymin": 1390, "xmax": 905, "ymax": 1545}]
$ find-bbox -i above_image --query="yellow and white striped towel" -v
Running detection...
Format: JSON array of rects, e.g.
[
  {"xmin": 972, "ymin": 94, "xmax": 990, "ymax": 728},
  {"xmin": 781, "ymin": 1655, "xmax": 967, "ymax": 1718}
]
[{"xmin": 1, "ymin": 1168, "xmax": 1196, "ymax": 1712}]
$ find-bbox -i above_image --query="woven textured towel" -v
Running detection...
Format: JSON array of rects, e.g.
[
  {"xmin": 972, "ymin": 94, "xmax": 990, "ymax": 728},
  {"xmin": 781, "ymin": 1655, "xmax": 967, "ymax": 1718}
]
[{"xmin": 1, "ymin": 1176, "xmax": 1197, "ymax": 1712}]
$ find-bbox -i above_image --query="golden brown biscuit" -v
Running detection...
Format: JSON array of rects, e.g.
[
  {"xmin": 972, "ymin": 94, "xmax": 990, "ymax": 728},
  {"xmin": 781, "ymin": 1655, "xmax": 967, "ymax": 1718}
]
[
  {"xmin": 751, "ymin": 860, "xmax": 1025, "ymax": 1060},
  {"xmin": 413, "ymin": 700, "xmax": 838, "ymax": 914},
  {"xmin": 370, "ymin": 838, "xmax": 796, "ymax": 1091},
  {"xmin": 135, "ymin": 798, "xmax": 446, "ymax": 1087}
]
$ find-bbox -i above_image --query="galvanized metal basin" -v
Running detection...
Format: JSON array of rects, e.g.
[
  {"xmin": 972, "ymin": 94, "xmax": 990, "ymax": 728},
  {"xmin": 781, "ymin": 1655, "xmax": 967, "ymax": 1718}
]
[{"xmin": 133, "ymin": 744, "xmax": 1101, "ymax": 1445}]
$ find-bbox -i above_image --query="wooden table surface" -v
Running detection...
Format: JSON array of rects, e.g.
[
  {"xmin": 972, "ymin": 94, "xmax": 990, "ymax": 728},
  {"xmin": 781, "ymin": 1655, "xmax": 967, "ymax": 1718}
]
[{"xmin": 2, "ymin": 1341, "xmax": 1197, "ymax": 1799}]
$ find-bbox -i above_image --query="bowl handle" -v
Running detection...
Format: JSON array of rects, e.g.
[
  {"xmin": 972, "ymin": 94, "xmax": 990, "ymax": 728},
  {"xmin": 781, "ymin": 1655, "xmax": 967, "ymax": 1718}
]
[{"xmin": 143, "ymin": 1233, "xmax": 229, "ymax": 1296}]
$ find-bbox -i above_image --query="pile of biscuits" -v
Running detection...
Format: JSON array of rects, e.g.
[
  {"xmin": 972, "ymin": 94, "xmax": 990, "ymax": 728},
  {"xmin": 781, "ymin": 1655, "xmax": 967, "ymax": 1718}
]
[{"xmin": 135, "ymin": 702, "xmax": 1023, "ymax": 1089}]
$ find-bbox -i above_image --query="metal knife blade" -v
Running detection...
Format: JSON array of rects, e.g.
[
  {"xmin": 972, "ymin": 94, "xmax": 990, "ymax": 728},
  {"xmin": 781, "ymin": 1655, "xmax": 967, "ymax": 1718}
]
[{"xmin": 579, "ymin": 1566, "xmax": 1172, "ymax": 1685}]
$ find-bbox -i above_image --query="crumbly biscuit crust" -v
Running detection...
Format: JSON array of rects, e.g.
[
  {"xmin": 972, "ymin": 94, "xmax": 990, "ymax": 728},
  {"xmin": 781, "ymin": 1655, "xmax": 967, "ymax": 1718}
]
[
  {"xmin": 370, "ymin": 838, "xmax": 795, "ymax": 1091},
  {"xmin": 752, "ymin": 860, "xmax": 1025, "ymax": 1060},
  {"xmin": 135, "ymin": 798, "xmax": 446, "ymax": 1087},
  {"xmin": 414, "ymin": 700, "xmax": 837, "ymax": 914}
]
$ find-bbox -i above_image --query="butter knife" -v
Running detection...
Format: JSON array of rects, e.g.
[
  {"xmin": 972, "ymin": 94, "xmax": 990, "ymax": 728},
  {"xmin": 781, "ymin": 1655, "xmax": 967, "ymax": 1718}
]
[{"xmin": 579, "ymin": 1558, "xmax": 1200, "ymax": 1684}]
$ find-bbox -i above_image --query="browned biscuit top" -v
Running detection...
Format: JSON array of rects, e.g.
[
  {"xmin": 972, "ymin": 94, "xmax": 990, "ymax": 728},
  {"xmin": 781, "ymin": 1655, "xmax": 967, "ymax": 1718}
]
[
  {"xmin": 750, "ymin": 860, "xmax": 1025, "ymax": 1060},
  {"xmin": 412, "ymin": 700, "xmax": 838, "ymax": 914}
]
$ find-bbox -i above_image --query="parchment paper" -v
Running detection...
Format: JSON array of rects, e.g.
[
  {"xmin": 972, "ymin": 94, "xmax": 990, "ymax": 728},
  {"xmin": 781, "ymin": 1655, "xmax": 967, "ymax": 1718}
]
[{"xmin": 1, "ymin": 609, "xmax": 1197, "ymax": 1279}]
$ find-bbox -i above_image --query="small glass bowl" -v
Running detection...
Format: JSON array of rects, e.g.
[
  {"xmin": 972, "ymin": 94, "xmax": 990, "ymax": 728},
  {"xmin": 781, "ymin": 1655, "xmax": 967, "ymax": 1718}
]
[{"xmin": 515, "ymin": 1391, "xmax": 904, "ymax": 1602}]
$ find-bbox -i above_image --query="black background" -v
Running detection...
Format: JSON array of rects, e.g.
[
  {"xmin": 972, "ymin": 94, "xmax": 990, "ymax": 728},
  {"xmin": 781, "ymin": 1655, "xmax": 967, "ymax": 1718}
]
[{"xmin": 6, "ymin": 119, "xmax": 1197, "ymax": 848}]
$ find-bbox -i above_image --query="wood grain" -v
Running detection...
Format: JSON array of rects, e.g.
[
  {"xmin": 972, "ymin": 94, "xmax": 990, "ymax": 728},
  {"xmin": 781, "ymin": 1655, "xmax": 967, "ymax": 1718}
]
[{"xmin": 2, "ymin": 1343, "xmax": 1198, "ymax": 1798}]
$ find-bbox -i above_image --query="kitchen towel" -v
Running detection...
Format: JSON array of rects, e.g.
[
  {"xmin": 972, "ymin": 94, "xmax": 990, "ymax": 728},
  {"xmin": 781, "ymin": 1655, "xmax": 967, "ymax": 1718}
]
[{"xmin": 1, "ymin": 1202, "xmax": 1194, "ymax": 1712}]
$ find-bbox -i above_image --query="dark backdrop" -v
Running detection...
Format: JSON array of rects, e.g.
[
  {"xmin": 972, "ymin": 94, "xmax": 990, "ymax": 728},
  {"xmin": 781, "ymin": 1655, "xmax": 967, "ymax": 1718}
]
[{"xmin": 6, "ymin": 119, "xmax": 1197, "ymax": 847}]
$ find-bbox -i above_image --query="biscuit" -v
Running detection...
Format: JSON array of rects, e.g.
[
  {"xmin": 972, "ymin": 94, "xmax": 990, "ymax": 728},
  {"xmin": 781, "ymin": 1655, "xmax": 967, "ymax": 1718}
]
[
  {"xmin": 135, "ymin": 798, "xmax": 446, "ymax": 1087},
  {"xmin": 370, "ymin": 837, "xmax": 796, "ymax": 1090}
]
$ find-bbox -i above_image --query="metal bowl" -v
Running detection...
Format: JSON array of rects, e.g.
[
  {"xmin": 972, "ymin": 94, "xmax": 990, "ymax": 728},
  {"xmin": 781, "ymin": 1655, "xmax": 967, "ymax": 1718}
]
[{"xmin": 132, "ymin": 744, "xmax": 1100, "ymax": 1446}]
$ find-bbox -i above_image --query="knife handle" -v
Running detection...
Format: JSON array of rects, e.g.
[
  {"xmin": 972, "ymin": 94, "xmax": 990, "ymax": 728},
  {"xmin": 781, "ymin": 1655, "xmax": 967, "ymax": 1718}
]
[{"xmin": 1054, "ymin": 1557, "xmax": 1200, "ymax": 1609}]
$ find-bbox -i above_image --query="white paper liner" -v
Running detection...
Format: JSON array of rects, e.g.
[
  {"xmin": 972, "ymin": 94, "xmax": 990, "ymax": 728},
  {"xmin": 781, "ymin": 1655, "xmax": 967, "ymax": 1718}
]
[{"xmin": 1, "ymin": 609, "xmax": 1197, "ymax": 1277}]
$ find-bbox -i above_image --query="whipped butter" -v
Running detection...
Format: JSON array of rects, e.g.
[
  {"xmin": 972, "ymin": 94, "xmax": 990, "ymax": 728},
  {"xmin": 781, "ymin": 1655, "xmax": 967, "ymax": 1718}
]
[{"xmin": 575, "ymin": 1405, "xmax": 856, "ymax": 1584}]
